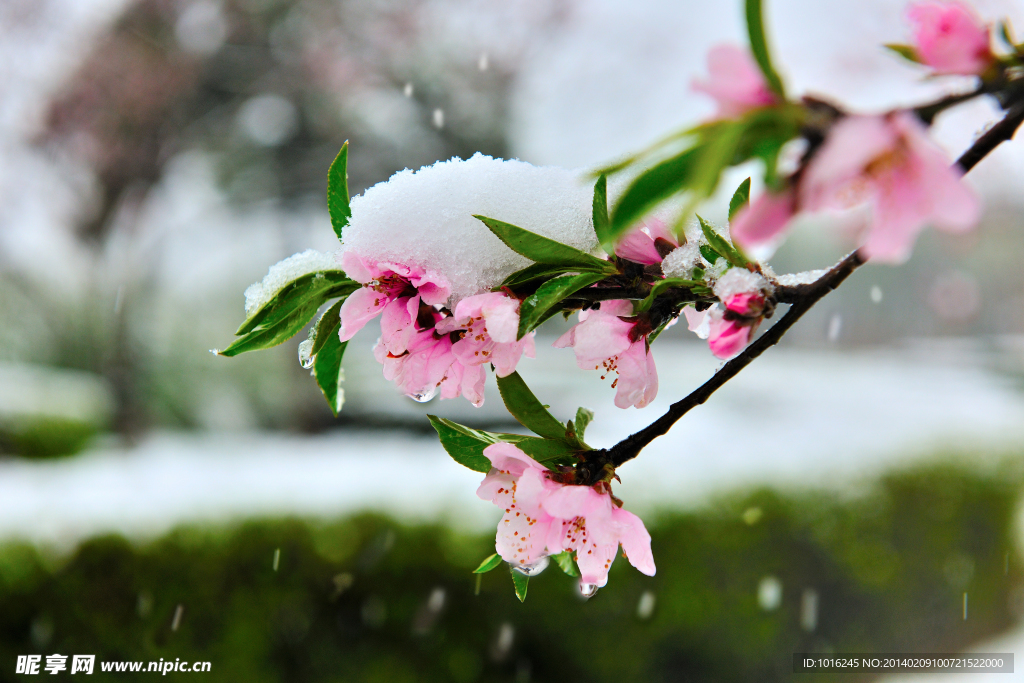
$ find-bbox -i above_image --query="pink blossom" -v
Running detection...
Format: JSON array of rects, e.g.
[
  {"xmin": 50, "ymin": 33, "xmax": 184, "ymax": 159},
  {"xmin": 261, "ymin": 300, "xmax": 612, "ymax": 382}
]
[
  {"xmin": 338, "ymin": 252, "xmax": 450, "ymax": 341},
  {"xmin": 685, "ymin": 270, "xmax": 769, "ymax": 359},
  {"xmin": 800, "ymin": 112, "xmax": 980, "ymax": 263},
  {"xmin": 553, "ymin": 300, "xmax": 658, "ymax": 409},
  {"xmin": 435, "ymin": 292, "xmax": 536, "ymax": 378},
  {"xmin": 907, "ymin": 1, "xmax": 993, "ymax": 76},
  {"xmin": 691, "ymin": 45, "xmax": 778, "ymax": 119},
  {"xmin": 730, "ymin": 188, "xmax": 796, "ymax": 251},
  {"xmin": 476, "ymin": 443, "xmax": 655, "ymax": 587},
  {"xmin": 372, "ymin": 300, "xmax": 456, "ymax": 402},
  {"xmin": 614, "ymin": 218, "xmax": 679, "ymax": 265}
]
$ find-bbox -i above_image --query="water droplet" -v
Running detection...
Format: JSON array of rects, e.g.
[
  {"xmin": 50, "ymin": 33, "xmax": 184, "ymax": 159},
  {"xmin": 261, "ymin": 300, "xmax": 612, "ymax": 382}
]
[
  {"xmin": 403, "ymin": 82, "xmax": 414, "ymax": 97},
  {"xmin": 827, "ymin": 313, "xmax": 842, "ymax": 342},
  {"xmin": 478, "ymin": 52, "xmax": 489, "ymax": 71},
  {"xmin": 298, "ymin": 339, "xmax": 315, "ymax": 369},
  {"xmin": 758, "ymin": 576, "xmax": 782, "ymax": 611},
  {"xmin": 870, "ymin": 285, "xmax": 883, "ymax": 303},
  {"xmin": 513, "ymin": 556, "xmax": 549, "ymax": 576},
  {"xmin": 579, "ymin": 581, "xmax": 599, "ymax": 598},
  {"xmin": 800, "ymin": 588, "xmax": 818, "ymax": 631},
  {"xmin": 273, "ymin": 548, "xmax": 280, "ymax": 572},
  {"xmin": 636, "ymin": 591, "xmax": 656, "ymax": 619},
  {"xmin": 432, "ymin": 108, "xmax": 444, "ymax": 129},
  {"xmin": 410, "ymin": 388, "xmax": 436, "ymax": 403}
]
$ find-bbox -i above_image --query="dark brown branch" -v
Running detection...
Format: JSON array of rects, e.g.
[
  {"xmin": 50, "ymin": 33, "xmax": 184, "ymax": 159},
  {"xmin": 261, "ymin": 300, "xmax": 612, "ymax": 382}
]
[{"xmin": 955, "ymin": 101, "xmax": 1024, "ymax": 172}]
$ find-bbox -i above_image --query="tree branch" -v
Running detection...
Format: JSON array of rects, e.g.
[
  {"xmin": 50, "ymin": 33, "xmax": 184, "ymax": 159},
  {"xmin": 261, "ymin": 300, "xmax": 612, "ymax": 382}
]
[
  {"xmin": 583, "ymin": 100, "xmax": 1024, "ymax": 480},
  {"xmin": 593, "ymin": 250, "xmax": 864, "ymax": 474}
]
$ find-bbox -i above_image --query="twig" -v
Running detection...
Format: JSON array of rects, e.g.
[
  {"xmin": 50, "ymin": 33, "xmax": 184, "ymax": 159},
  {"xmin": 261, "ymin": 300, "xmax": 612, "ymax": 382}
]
[
  {"xmin": 588, "ymin": 250, "xmax": 864, "ymax": 475},
  {"xmin": 583, "ymin": 100, "xmax": 1024, "ymax": 480}
]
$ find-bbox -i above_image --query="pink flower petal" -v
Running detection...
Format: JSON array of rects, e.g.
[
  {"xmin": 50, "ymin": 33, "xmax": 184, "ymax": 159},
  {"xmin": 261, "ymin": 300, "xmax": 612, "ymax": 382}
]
[
  {"xmin": 730, "ymin": 189, "xmax": 796, "ymax": 250},
  {"xmin": 691, "ymin": 44, "xmax": 777, "ymax": 119},
  {"xmin": 612, "ymin": 342, "xmax": 658, "ymax": 409},
  {"xmin": 338, "ymin": 286, "xmax": 392, "ymax": 341},
  {"xmin": 613, "ymin": 507, "xmax": 656, "ymax": 577},
  {"xmin": 908, "ymin": 1, "xmax": 992, "ymax": 75}
]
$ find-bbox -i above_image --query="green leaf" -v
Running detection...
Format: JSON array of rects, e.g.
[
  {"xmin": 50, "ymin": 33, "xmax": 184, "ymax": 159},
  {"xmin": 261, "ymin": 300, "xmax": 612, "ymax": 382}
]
[
  {"xmin": 574, "ymin": 408, "xmax": 593, "ymax": 441},
  {"xmin": 311, "ymin": 333, "xmax": 347, "ymax": 416},
  {"xmin": 496, "ymin": 372, "xmax": 568, "ymax": 440},
  {"xmin": 551, "ymin": 551, "xmax": 580, "ymax": 577},
  {"xmin": 592, "ymin": 174, "xmax": 612, "ymax": 247},
  {"xmin": 697, "ymin": 215, "xmax": 749, "ymax": 269},
  {"xmin": 475, "ymin": 216, "xmax": 614, "ymax": 273},
  {"xmin": 510, "ymin": 566, "xmax": 529, "ymax": 602},
  {"xmin": 310, "ymin": 299, "xmax": 343, "ymax": 356},
  {"xmin": 517, "ymin": 272, "xmax": 607, "ymax": 339},
  {"xmin": 637, "ymin": 277, "xmax": 705, "ymax": 312},
  {"xmin": 610, "ymin": 146, "xmax": 701, "ymax": 240},
  {"xmin": 220, "ymin": 272, "xmax": 358, "ymax": 357},
  {"xmin": 728, "ymin": 177, "xmax": 751, "ymax": 221},
  {"xmin": 508, "ymin": 435, "xmax": 580, "ymax": 467},
  {"xmin": 691, "ymin": 120, "xmax": 746, "ymax": 198},
  {"xmin": 699, "ymin": 244, "xmax": 720, "ymax": 265},
  {"xmin": 883, "ymin": 43, "xmax": 921, "ymax": 64},
  {"xmin": 427, "ymin": 416, "xmax": 497, "ymax": 473},
  {"xmin": 501, "ymin": 263, "xmax": 577, "ymax": 289},
  {"xmin": 327, "ymin": 142, "xmax": 351, "ymax": 240},
  {"xmin": 234, "ymin": 271, "xmax": 357, "ymax": 336},
  {"xmin": 745, "ymin": 0, "xmax": 785, "ymax": 98},
  {"xmin": 473, "ymin": 554, "xmax": 502, "ymax": 574}
]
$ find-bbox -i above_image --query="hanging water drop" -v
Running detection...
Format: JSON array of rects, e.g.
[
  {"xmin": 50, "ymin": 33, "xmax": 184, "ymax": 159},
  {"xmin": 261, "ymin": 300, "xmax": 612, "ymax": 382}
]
[
  {"xmin": 579, "ymin": 581, "xmax": 599, "ymax": 598},
  {"xmin": 513, "ymin": 556, "xmax": 549, "ymax": 577},
  {"xmin": 403, "ymin": 82, "xmax": 414, "ymax": 97},
  {"xmin": 432, "ymin": 108, "xmax": 444, "ymax": 129},
  {"xmin": 298, "ymin": 339, "xmax": 316, "ymax": 369},
  {"xmin": 410, "ymin": 388, "xmax": 436, "ymax": 403},
  {"xmin": 827, "ymin": 313, "xmax": 842, "ymax": 342}
]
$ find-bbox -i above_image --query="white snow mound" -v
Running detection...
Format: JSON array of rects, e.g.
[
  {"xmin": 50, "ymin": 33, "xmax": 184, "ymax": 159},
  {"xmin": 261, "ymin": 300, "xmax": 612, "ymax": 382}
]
[
  {"xmin": 340, "ymin": 154, "xmax": 600, "ymax": 303},
  {"xmin": 244, "ymin": 249, "xmax": 340, "ymax": 316}
]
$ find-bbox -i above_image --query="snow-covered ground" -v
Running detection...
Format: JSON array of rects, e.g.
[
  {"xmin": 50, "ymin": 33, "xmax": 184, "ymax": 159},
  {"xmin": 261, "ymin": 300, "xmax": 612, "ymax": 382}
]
[{"xmin": 2, "ymin": 338, "xmax": 1023, "ymax": 551}]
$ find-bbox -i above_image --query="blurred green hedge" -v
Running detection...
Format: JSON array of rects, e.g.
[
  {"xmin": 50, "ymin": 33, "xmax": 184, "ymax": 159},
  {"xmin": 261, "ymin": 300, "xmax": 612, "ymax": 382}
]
[{"xmin": 2, "ymin": 462, "xmax": 1023, "ymax": 682}]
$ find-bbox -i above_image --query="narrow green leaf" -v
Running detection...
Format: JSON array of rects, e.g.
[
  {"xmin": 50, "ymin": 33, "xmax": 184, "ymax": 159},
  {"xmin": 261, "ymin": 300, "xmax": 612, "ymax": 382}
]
[
  {"xmin": 221, "ymin": 272, "xmax": 358, "ymax": 357},
  {"xmin": 510, "ymin": 566, "xmax": 529, "ymax": 602},
  {"xmin": 610, "ymin": 146, "xmax": 701, "ymax": 240},
  {"xmin": 506, "ymin": 435, "xmax": 580, "ymax": 467},
  {"xmin": 745, "ymin": 0, "xmax": 785, "ymax": 97},
  {"xmin": 427, "ymin": 416, "xmax": 498, "ymax": 473},
  {"xmin": 327, "ymin": 141, "xmax": 351, "ymax": 240},
  {"xmin": 691, "ymin": 121, "xmax": 745, "ymax": 198},
  {"xmin": 496, "ymin": 372, "xmax": 568, "ymax": 440},
  {"xmin": 475, "ymin": 216, "xmax": 613, "ymax": 273},
  {"xmin": 552, "ymin": 551, "xmax": 580, "ymax": 577},
  {"xmin": 473, "ymin": 554, "xmax": 503, "ymax": 574},
  {"xmin": 310, "ymin": 299, "xmax": 343, "ymax": 356},
  {"xmin": 592, "ymin": 174, "xmax": 612, "ymax": 246},
  {"xmin": 501, "ymin": 263, "xmax": 576, "ymax": 289},
  {"xmin": 699, "ymin": 245, "xmax": 720, "ymax": 265},
  {"xmin": 637, "ymin": 277, "xmax": 705, "ymax": 312},
  {"xmin": 574, "ymin": 408, "xmax": 593, "ymax": 441},
  {"xmin": 883, "ymin": 43, "xmax": 921, "ymax": 64},
  {"xmin": 517, "ymin": 272, "xmax": 607, "ymax": 339},
  {"xmin": 429, "ymin": 414, "xmax": 583, "ymax": 472},
  {"xmin": 311, "ymin": 333, "xmax": 347, "ymax": 416},
  {"xmin": 728, "ymin": 177, "xmax": 752, "ymax": 221},
  {"xmin": 998, "ymin": 21, "xmax": 1016, "ymax": 49},
  {"xmin": 235, "ymin": 271, "xmax": 357, "ymax": 336},
  {"xmin": 697, "ymin": 215, "xmax": 749, "ymax": 268}
]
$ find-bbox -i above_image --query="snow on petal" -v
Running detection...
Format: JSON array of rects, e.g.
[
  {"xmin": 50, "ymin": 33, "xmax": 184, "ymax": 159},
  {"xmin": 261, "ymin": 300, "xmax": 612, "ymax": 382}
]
[{"xmin": 340, "ymin": 154, "xmax": 600, "ymax": 305}]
